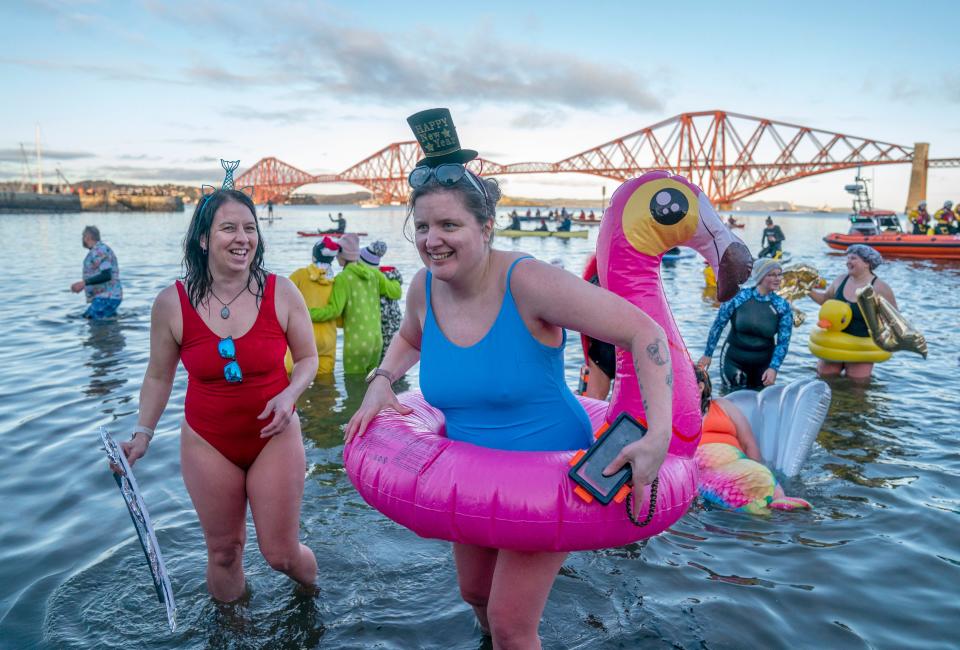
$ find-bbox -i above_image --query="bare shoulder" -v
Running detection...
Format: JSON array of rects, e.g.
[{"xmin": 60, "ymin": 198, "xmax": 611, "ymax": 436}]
[
  {"xmin": 407, "ymin": 268, "xmax": 428, "ymax": 303},
  {"xmin": 504, "ymin": 252, "xmax": 574, "ymax": 289},
  {"xmin": 152, "ymin": 283, "xmax": 183, "ymax": 339},
  {"xmin": 873, "ymin": 277, "xmax": 896, "ymax": 302},
  {"xmin": 153, "ymin": 283, "xmax": 180, "ymax": 313},
  {"xmin": 714, "ymin": 397, "xmax": 741, "ymax": 421},
  {"xmin": 874, "ymin": 277, "xmax": 894, "ymax": 293},
  {"xmin": 274, "ymin": 274, "xmax": 299, "ymax": 299}
]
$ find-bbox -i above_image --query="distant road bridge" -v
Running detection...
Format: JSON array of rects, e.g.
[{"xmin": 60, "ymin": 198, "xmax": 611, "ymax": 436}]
[{"xmin": 236, "ymin": 110, "xmax": 960, "ymax": 209}]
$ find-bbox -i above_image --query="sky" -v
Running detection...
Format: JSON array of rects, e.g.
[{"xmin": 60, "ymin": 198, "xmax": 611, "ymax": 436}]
[{"xmin": 2, "ymin": 0, "xmax": 959, "ymax": 209}]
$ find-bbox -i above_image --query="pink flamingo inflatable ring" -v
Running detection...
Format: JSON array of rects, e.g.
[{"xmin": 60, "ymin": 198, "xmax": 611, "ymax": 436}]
[{"xmin": 343, "ymin": 171, "xmax": 752, "ymax": 552}]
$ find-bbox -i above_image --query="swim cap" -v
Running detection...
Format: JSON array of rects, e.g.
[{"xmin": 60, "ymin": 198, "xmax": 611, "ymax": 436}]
[{"xmin": 846, "ymin": 244, "xmax": 883, "ymax": 270}]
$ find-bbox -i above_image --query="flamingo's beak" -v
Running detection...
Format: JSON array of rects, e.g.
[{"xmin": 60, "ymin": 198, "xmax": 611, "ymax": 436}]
[{"xmin": 686, "ymin": 194, "xmax": 753, "ymax": 301}]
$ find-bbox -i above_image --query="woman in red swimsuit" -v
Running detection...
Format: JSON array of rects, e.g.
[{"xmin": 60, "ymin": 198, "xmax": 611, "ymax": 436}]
[{"xmin": 119, "ymin": 185, "xmax": 319, "ymax": 602}]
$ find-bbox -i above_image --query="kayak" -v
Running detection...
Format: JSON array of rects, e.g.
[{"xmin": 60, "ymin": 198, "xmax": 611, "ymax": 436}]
[
  {"xmin": 297, "ymin": 231, "xmax": 368, "ymax": 237},
  {"xmin": 497, "ymin": 229, "xmax": 588, "ymax": 239},
  {"xmin": 823, "ymin": 232, "xmax": 960, "ymax": 259}
]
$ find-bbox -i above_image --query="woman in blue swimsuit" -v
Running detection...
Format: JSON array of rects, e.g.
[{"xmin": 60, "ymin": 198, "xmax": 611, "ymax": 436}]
[{"xmin": 345, "ymin": 109, "xmax": 675, "ymax": 649}]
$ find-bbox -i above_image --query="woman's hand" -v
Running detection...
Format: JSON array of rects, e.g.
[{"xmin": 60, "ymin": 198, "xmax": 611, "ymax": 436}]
[
  {"xmin": 344, "ymin": 377, "xmax": 413, "ymax": 444},
  {"xmin": 603, "ymin": 428, "xmax": 670, "ymax": 487},
  {"xmin": 697, "ymin": 355, "xmax": 712, "ymax": 370},
  {"xmin": 116, "ymin": 432, "xmax": 150, "ymax": 472},
  {"xmin": 761, "ymin": 368, "xmax": 778, "ymax": 386},
  {"xmin": 70, "ymin": 280, "xmax": 85, "ymax": 293},
  {"xmin": 258, "ymin": 388, "xmax": 298, "ymax": 438}
]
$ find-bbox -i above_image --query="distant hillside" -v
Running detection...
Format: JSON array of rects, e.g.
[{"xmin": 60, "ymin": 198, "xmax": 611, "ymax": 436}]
[{"xmin": 288, "ymin": 191, "xmax": 373, "ymax": 205}]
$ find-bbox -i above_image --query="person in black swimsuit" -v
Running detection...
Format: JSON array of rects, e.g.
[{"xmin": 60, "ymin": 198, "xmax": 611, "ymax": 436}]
[
  {"xmin": 810, "ymin": 244, "xmax": 897, "ymax": 381},
  {"xmin": 582, "ymin": 273, "xmax": 616, "ymax": 399}
]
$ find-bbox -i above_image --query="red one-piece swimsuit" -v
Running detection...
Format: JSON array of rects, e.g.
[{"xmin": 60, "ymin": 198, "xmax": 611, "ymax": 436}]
[{"xmin": 176, "ymin": 274, "xmax": 291, "ymax": 469}]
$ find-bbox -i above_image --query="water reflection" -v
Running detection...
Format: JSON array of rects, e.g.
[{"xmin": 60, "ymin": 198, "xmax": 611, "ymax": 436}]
[{"xmin": 82, "ymin": 320, "xmax": 127, "ymax": 399}]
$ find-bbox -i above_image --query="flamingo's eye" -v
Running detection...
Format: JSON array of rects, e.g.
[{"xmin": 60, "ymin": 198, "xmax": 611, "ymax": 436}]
[{"xmin": 650, "ymin": 188, "xmax": 689, "ymax": 225}]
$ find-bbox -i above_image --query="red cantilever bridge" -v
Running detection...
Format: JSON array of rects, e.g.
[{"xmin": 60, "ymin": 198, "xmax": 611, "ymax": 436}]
[{"xmin": 236, "ymin": 110, "xmax": 960, "ymax": 208}]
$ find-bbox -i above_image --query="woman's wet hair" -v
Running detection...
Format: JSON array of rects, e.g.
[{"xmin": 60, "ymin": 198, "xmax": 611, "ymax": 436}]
[
  {"xmin": 694, "ymin": 363, "xmax": 712, "ymax": 415},
  {"xmin": 182, "ymin": 189, "xmax": 266, "ymax": 308},
  {"xmin": 404, "ymin": 172, "xmax": 502, "ymax": 243}
]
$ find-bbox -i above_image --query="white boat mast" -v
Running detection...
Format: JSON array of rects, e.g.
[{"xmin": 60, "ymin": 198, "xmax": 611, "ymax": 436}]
[{"xmin": 35, "ymin": 124, "xmax": 43, "ymax": 194}]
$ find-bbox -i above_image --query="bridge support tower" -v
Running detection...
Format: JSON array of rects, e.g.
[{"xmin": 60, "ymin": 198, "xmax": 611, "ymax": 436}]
[{"xmin": 906, "ymin": 142, "xmax": 929, "ymax": 212}]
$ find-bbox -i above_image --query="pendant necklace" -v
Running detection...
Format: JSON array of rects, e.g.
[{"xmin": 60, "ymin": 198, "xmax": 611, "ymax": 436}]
[{"xmin": 209, "ymin": 283, "xmax": 248, "ymax": 319}]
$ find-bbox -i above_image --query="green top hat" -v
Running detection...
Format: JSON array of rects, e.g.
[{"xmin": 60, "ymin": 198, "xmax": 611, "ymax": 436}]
[{"xmin": 407, "ymin": 108, "xmax": 478, "ymax": 168}]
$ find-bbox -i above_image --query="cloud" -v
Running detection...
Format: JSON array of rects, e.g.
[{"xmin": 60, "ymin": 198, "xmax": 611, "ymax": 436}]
[
  {"xmin": 0, "ymin": 148, "xmax": 94, "ymax": 162},
  {"xmin": 92, "ymin": 165, "xmax": 213, "ymax": 183},
  {"xmin": 511, "ymin": 111, "xmax": 568, "ymax": 130},
  {"xmin": 0, "ymin": 57, "xmax": 182, "ymax": 85},
  {"xmin": 282, "ymin": 26, "xmax": 663, "ymax": 110},
  {"xmin": 944, "ymin": 73, "xmax": 960, "ymax": 104},
  {"xmin": 221, "ymin": 105, "xmax": 317, "ymax": 124},
  {"xmin": 141, "ymin": 1, "xmax": 664, "ymax": 111}
]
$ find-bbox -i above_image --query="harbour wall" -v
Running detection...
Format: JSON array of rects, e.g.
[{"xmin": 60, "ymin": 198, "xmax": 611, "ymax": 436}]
[{"xmin": 0, "ymin": 191, "xmax": 82, "ymax": 213}]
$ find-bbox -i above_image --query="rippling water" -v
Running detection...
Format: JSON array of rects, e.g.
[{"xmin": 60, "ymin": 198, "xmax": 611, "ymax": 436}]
[{"xmin": 0, "ymin": 205, "xmax": 957, "ymax": 649}]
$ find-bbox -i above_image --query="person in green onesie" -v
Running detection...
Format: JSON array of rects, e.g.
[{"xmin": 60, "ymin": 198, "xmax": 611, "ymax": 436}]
[{"xmin": 309, "ymin": 233, "xmax": 402, "ymax": 374}]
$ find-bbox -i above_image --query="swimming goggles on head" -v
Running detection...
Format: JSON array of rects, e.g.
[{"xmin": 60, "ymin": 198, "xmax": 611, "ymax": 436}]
[
  {"xmin": 217, "ymin": 336, "xmax": 243, "ymax": 383},
  {"xmin": 408, "ymin": 164, "xmax": 488, "ymax": 204}
]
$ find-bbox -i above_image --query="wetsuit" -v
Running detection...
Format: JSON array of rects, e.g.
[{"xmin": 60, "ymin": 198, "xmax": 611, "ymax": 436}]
[
  {"xmin": 703, "ymin": 287, "xmax": 792, "ymax": 389},
  {"xmin": 177, "ymin": 274, "xmax": 290, "ymax": 469},
  {"xmin": 835, "ymin": 274, "xmax": 876, "ymax": 338},
  {"xmin": 759, "ymin": 225, "xmax": 785, "ymax": 258},
  {"xmin": 420, "ymin": 257, "xmax": 592, "ymax": 451}
]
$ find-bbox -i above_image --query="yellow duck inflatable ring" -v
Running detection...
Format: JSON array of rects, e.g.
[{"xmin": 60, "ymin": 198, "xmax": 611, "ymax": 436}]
[{"xmin": 808, "ymin": 300, "xmax": 892, "ymax": 363}]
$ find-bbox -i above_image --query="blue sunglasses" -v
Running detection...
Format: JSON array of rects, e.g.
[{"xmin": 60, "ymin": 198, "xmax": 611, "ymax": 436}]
[
  {"xmin": 217, "ymin": 336, "xmax": 243, "ymax": 383},
  {"xmin": 408, "ymin": 164, "xmax": 489, "ymax": 205}
]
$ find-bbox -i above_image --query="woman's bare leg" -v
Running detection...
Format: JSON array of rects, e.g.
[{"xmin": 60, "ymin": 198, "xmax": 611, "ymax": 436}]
[
  {"xmin": 844, "ymin": 361, "xmax": 874, "ymax": 382},
  {"xmin": 247, "ymin": 422, "xmax": 317, "ymax": 588},
  {"xmin": 817, "ymin": 360, "xmax": 843, "ymax": 378},
  {"xmin": 486, "ymin": 550, "xmax": 568, "ymax": 650},
  {"xmin": 453, "ymin": 543, "xmax": 498, "ymax": 634},
  {"xmin": 181, "ymin": 425, "xmax": 248, "ymax": 602}
]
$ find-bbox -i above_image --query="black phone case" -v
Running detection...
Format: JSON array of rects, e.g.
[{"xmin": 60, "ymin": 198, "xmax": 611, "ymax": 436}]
[{"xmin": 568, "ymin": 412, "xmax": 647, "ymax": 504}]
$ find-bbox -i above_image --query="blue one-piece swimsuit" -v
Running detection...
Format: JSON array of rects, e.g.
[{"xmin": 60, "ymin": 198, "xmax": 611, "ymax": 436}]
[{"xmin": 420, "ymin": 256, "xmax": 593, "ymax": 452}]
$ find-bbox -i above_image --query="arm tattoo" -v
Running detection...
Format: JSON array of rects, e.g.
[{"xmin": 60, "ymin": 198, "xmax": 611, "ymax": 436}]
[
  {"xmin": 646, "ymin": 338, "xmax": 669, "ymax": 366},
  {"xmin": 666, "ymin": 368, "xmax": 673, "ymax": 388}
]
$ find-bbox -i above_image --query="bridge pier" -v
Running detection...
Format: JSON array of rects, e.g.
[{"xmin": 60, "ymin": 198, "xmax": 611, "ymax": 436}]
[{"xmin": 905, "ymin": 142, "xmax": 929, "ymax": 212}]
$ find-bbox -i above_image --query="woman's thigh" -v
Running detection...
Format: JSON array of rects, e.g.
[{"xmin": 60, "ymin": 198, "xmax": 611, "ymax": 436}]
[
  {"xmin": 453, "ymin": 543, "xmax": 498, "ymax": 602},
  {"xmin": 487, "ymin": 550, "xmax": 568, "ymax": 620},
  {"xmin": 817, "ymin": 360, "xmax": 844, "ymax": 377},
  {"xmin": 246, "ymin": 421, "xmax": 307, "ymax": 551},
  {"xmin": 180, "ymin": 424, "xmax": 248, "ymax": 550},
  {"xmin": 844, "ymin": 361, "xmax": 874, "ymax": 380}
]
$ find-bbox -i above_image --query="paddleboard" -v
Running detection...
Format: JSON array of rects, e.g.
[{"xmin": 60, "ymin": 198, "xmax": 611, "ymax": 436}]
[{"xmin": 100, "ymin": 427, "xmax": 176, "ymax": 632}]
